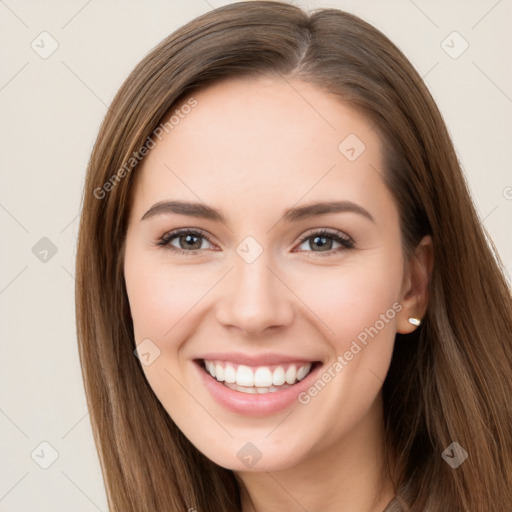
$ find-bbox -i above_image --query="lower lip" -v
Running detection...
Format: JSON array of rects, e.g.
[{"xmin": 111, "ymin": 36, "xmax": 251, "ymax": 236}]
[{"xmin": 194, "ymin": 360, "xmax": 322, "ymax": 417}]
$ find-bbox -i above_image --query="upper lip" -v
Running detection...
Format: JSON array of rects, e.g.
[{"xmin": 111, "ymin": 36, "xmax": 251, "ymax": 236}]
[{"xmin": 195, "ymin": 352, "xmax": 321, "ymax": 367}]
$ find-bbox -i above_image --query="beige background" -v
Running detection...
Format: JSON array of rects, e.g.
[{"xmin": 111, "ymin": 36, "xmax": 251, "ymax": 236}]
[{"xmin": 1, "ymin": 0, "xmax": 511, "ymax": 510}]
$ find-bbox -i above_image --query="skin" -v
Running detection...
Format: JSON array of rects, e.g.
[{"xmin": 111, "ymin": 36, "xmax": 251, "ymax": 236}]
[{"xmin": 123, "ymin": 76, "xmax": 433, "ymax": 512}]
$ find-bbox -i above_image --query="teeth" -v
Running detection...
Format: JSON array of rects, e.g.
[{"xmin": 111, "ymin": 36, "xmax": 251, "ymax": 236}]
[
  {"xmin": 272, "ymin": 366, "xmax": 286, "ymax": 385},
  {"xmin": 223, "ymin": 364, "xmax": 236, "ymax": 383},
  {"xmin": 285, "ymin": 364, "xmax": 297, "ymax": 384},
  {"xmin": 296, "ymin": 364, "xmax": 310, "ymax": 381},
  {"xmin": 254, "ymin": 367, "xmax": 273, "ymax": 387},
  {"xmin": 223, "ymin": 381, "xmax": 293, "ymax": 394},
  {"xmin": 203, "ymin": 360, "xmax": 313, "ymax": 387},
  {"xmin": 236, "ymin": 365, "xmax": 254, "ymax": 387},
  {"xmin": 215, "ymin": 363, "xmax": 224, "ymax": 382}
]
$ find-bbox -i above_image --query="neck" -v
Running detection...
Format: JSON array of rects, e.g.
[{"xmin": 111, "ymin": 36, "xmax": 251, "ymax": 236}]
[{"xmin": 236, "ymin": 392, "xmax": 395, "ymax": 512}]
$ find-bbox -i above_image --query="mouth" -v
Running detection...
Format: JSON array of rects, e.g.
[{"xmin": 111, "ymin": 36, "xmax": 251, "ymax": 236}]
[{"xmin": 194, "ymin": 358, "xmax": 322, "ymax": 395}]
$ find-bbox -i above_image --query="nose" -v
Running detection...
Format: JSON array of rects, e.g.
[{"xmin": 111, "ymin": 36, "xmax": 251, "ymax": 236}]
[{"xmin": 215, "ymin": 253, "xmax": 294, "ymax": 336}]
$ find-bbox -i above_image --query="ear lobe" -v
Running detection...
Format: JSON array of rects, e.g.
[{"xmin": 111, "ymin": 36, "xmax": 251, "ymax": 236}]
[{"xmin": 397, "ymin": 235, "xmax": 434, "ymax": 334}]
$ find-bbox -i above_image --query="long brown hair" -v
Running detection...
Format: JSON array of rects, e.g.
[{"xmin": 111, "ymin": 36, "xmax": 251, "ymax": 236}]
[{"xmin": 75, "ymin": 2, "xmax": 512, "ymax": 510}]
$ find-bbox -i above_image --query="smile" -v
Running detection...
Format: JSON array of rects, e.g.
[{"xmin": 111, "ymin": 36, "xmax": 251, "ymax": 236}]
[
  {"xmin": 193, "ymin": 358, "xmax": 323, "ymax": 416},
  {"xmin": 201, "ymin": 359, "xmax": 315, "ymax": 392}
]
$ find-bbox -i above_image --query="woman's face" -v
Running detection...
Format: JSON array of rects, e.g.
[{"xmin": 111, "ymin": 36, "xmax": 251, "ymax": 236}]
[{"xmin": 124, "ymin": 77, "xmax": 414, "ymax": 472}]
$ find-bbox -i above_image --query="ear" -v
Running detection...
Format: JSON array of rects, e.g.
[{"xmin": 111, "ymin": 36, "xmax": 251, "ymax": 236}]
[{"xmin": 397, "ymin": 235, "xmax": 434, "ymax": 334}]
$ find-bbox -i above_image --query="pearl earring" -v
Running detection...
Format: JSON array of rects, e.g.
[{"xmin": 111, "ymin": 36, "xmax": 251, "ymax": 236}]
[{"xmin": 408, "ymin": 317, "xmax": 421, "ymax": 326}]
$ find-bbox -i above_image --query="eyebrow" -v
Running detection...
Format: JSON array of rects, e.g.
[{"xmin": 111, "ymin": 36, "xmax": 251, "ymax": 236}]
[{"xmin": 141, "ymin": 200, "xmax": 375, "ymax": 224}]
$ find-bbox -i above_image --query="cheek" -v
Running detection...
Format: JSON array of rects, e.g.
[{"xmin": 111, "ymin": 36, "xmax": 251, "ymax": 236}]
[
  {"xmin": 295, "ymin": 255, "xmax": 403, "ymax": 354},
  {"xmin": 286, "ymin": 257, "xmax": 402, "ymax": 438},
  {"xmin": 124, "ymin": 248, "xmax": 210, "ymax": 342}
]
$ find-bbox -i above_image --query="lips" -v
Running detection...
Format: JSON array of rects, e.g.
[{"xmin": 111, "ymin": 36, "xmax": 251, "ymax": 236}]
[{"xmin": 193, "ymin": 357, "xmax": 324, "ymax": 416}]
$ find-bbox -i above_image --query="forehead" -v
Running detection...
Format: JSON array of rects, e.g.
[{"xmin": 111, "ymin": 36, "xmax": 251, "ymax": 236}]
[{"xmin": 132, "ymin": 77, "xmax": 391, "ymax": 223}]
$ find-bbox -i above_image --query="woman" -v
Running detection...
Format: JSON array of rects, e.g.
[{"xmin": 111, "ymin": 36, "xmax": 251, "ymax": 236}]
[{"xmin": 75, "ymin": 2, "xmax": 512, "ymax": 510}]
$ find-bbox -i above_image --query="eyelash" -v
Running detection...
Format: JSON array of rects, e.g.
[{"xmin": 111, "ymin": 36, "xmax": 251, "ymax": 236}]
[{"xmin": 156, "ymin": 228, "xmax": 355, "ymax": 257}]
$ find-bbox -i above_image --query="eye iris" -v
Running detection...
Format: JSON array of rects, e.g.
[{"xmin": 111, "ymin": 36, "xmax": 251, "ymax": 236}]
[
  {"xmin": 180, "ymin": 233, "xmax": 202, "ymax": 250},
  {"xmin": 311, "ymin": 235, "xmax": 332, "ymax": 251}
]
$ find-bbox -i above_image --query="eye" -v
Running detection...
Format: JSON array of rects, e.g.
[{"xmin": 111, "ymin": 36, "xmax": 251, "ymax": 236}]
[
  {"xmin": 156, "ymin": 228, "xmax": 355, "ymax": 257},
  {"xmin": 295, "ymin": 229, "xmax": 354, "ymax": 256},
  {"xmin": 156, "ymin": 228, "xmax": 216, "ymax": 255}
]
